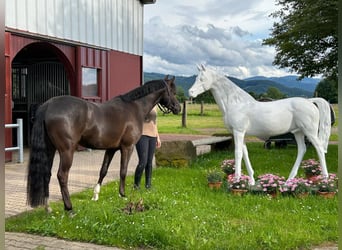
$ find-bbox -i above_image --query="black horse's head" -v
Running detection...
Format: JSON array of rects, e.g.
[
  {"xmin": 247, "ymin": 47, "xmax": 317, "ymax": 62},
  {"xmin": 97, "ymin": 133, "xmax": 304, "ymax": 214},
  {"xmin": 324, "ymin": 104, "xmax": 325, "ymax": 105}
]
[{"xmin": 158, "ymin": 75, "xmax": 181, "ymax": 114}]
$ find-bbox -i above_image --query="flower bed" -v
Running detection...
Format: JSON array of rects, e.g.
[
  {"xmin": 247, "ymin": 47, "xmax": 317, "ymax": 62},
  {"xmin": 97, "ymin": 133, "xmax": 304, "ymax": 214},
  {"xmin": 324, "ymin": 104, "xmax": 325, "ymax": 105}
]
[{"xmin": 209, "ymin": 158, "xmax": 338, "ymax": 198}]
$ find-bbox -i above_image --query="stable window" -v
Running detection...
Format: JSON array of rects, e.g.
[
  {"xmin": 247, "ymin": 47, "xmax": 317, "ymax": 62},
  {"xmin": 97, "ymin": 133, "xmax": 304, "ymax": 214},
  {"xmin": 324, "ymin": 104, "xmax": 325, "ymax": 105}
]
[
  {"xmin": 82, "ymin": 67, "xmax": 98, "ymax": 97},
  {"xmin": 12, "ymin": 67, "xmax": 27, "ymax": 101}
]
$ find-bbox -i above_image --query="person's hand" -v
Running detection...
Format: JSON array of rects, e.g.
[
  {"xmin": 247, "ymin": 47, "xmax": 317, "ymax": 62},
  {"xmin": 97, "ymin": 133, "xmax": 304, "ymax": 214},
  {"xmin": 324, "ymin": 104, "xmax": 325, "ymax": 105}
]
[{"xmin": 156, "ymin": 137, "xmax": 161, "ymax": 148}]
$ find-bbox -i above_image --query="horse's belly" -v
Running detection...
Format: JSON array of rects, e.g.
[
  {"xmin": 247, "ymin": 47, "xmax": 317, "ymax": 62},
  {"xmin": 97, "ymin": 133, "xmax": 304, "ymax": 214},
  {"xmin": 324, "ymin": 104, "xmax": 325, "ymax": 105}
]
[
  {"xmin": 245, "ymin": 115, "xmax": 294, "ymax": 138},
  {"xmin": 79, "ymin": 132, "xmax": 122, "ymax": 149}
]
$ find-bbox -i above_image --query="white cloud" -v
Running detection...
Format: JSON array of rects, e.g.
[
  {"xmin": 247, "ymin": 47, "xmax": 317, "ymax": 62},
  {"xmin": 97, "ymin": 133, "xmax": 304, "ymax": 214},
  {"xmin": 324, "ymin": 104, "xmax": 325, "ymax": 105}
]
[{"xmin": 143, "ymin": 1, "xmax": 289, "ymax": 78}]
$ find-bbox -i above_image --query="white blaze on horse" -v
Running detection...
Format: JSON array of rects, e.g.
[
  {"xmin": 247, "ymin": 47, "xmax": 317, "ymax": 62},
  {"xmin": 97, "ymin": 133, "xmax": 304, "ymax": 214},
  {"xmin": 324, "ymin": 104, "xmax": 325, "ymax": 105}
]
[{"xmin": 189, "ymin": 65, "xmax": 332, "ymax": 185}]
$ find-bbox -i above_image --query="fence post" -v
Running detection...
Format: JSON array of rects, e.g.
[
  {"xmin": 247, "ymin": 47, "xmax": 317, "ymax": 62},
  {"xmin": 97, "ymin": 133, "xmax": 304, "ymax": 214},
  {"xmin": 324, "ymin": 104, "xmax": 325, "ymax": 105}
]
[
  {"xmin": 4, "ymin": 119, "xmax": 24, "ymax": 163},
  {"xmin": 200, "ymin": 101, "xmax": 204, "ymax": 116},
  {"xmin": 17, "ymin": 119, "xmax": 23, "ymax": 163},
  {"xmin": 182, "ymin": 101, "xmax": 187, "ymax": 128}
]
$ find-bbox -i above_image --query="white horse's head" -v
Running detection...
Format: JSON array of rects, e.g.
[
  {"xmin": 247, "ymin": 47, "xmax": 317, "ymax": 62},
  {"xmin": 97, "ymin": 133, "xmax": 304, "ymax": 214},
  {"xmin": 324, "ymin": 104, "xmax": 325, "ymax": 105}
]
[{"xmin": 188, "ymin": 65, "xmax": 216, "ymax": 98}]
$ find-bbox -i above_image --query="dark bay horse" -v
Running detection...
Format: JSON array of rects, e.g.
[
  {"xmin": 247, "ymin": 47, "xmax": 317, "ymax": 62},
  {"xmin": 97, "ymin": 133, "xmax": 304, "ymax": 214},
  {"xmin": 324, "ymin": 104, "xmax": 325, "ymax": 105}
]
[{"xmin": 27, "ymin": 76, "xmax": 181, "ymax": 212}]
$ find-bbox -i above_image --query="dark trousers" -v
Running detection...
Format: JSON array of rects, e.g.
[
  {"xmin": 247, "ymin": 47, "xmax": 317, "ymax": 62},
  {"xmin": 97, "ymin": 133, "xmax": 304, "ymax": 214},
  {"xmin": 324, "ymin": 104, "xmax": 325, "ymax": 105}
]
[{"xmin": 134, "ymin": 135, "xmax": 157, "ymax": 188}]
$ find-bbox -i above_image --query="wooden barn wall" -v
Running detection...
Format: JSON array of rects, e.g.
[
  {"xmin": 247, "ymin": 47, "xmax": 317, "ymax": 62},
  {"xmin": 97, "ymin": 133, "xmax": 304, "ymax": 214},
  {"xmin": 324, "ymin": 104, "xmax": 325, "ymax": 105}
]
[
  {"xmin": 71, "ymin": 47, "xmax": 142, "ymax": 101},
  {"xmin": 5, "ymin": 0, "xmax": 144, "ymax": 56},
  {"xmin": 108, "ymin": 50, "xmax": 142, "ymax": 98}
]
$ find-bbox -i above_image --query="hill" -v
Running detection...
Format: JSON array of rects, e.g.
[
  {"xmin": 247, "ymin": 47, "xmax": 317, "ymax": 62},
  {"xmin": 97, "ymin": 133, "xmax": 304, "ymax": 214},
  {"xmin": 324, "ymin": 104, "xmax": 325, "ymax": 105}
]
[
  {"xmin": 143, "ymin": 72, "xmax": 319, "ymax": 98},
  {"xmin": 245, "ymin": 75, "xmax": 320, "ymax": 93}
]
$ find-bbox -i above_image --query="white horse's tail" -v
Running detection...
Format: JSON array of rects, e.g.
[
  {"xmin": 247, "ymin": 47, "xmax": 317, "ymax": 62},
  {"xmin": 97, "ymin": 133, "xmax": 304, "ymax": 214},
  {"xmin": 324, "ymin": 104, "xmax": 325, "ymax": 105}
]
[{"xmin": 309, "ymin": 98, "xmax": 332, "ymax": 152}]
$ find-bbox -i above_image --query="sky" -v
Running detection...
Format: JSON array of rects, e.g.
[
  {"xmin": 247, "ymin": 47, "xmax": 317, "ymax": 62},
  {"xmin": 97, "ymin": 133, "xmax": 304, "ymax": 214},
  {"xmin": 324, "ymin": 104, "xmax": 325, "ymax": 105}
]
[{"xmin": 143, "ymin": 0, "xmax": 291, "ymax": 78}]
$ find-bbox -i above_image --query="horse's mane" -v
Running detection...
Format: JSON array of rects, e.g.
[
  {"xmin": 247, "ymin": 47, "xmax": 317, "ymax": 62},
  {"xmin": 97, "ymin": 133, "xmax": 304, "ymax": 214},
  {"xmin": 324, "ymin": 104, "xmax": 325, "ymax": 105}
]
[
  {"xmin": 119, "ymin": 80, "xmax": 165, "ymax": 102},
  {"xmin": 210, "ymin": 69, "xmax": 256, "ymax": 105}
]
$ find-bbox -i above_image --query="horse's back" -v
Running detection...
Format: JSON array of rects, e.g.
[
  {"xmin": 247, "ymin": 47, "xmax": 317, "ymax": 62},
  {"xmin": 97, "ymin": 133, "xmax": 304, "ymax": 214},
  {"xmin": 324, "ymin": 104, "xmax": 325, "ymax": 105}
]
[
  {"xmin": 43, "ymin": 95, "xmax": 142, "ymax": 149},
  {"xmin": 44, "ymin": 95, "xmax": 90, "ymax": 122},
  {"xmin": 236, "ymin": 97, "xmax": 320, "ymax": 137},
  {"xmin": 42, "ymin": 96, "xmax": 93, "ymax": 146}
]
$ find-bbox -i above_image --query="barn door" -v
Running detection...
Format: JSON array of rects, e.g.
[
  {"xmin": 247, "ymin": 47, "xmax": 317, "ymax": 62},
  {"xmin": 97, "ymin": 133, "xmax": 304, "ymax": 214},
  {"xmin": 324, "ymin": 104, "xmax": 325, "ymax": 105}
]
[{"xmin": 12, "ymin": 62, "xmax": 70, "ymax": 145}]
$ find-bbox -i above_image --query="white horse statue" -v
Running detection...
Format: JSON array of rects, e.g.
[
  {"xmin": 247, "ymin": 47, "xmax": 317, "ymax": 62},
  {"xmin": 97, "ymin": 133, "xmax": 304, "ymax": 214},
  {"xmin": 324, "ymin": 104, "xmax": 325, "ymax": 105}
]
[{"xmin": 189, "ymin": 65, "xmax": 332, "ymax": 185}]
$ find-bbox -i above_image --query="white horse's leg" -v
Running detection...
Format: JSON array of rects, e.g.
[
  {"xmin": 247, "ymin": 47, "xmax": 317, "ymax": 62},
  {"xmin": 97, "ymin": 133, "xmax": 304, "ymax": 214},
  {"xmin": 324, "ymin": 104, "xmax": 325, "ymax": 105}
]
[
  {"xmin": 242, "ymin": 144, "xmax": 255, "ymax": 185},
  {"xmin": 233, "ymin": 131, "xmax": 245, "ymax": 182},
  {"xmin": 288, "ymin": 132, "xmax": 306, "ymax": 180},
  {"xmin": 92, "ymin": 183, "xmax": 101, "ymax": 201},
  {"xmin": 45, "ymin": 199, "xmax": 52, "ymax": 213},
  {"xmin": 305, "ymin": 135, "xmax": 329, "ymax": 178}
]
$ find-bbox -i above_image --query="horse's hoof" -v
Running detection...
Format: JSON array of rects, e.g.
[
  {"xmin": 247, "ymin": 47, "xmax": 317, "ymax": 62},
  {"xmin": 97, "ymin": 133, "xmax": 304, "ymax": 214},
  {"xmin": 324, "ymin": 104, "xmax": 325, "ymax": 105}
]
[
  {"xmin": 45, "ymin": 206, "xmax": 52, "ymax": 213},
  {"xmin": 119, "ymin": 193, "xmax": 127, "ymax": 200},
  {"xmin": 67, "ymin": 210, "xmax": 76, "ymax": 218},
  {"xmin": 91, "ymin": 194, "xmax": 99, "ymax": 201}
]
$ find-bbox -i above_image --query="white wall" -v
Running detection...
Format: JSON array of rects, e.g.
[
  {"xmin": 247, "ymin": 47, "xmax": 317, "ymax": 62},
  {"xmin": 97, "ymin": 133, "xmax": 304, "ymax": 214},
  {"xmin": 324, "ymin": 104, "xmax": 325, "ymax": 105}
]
[{"xmin": 6, "ymin": 0, "xmax": 144, "ymax": 55}]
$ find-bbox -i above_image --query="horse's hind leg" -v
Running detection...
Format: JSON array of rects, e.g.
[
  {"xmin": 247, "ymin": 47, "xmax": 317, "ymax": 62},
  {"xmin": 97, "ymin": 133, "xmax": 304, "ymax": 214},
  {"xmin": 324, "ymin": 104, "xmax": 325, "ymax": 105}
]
[
  {"xmin": 119, "ymin": 145, "xmax": 134, "ymax": 197},
  {"xmin": 305, "ymin": 135, "xmax": 328, "ymax": 178},
  {"xmin": 57, "ymin": 150, "xmax": 74, "ymax": 211},
  {"xmin": 233, "ymin": 131, "xmax": 245, "ymax": 182},
  {"xmin": 92, "ymin": 148, "xmax": 116, "ymax": 201},
  {"xmin": 288, "ymin": 132, "xmax": 306, "ymax": 180},
  {"xmin": 242, "ymin": 144, "xmax": 255, "ymax": 185}
]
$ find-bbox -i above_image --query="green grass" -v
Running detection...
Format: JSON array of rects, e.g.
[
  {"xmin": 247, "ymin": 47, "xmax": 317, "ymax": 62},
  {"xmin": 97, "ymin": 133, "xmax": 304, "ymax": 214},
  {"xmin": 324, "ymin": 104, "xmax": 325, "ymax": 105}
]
[
  {"xmin": 6, "ymin": 143, "xmax": 338, "ymax": 249},
  {"xmin": 157, "ymin": 103, "xmax": 227, "ymax": 134}
]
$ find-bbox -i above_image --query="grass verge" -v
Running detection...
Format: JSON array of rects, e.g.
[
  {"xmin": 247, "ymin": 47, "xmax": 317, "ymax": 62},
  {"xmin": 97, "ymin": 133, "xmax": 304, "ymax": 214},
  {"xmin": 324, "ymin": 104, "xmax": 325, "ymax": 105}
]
[{"xmin": 6, "ymin": 143, "xmax": 338, "ymax": 249}]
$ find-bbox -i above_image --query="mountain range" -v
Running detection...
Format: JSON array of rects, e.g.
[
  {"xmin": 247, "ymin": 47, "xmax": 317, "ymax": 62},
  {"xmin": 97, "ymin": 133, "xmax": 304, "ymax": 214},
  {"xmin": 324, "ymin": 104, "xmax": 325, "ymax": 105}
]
[{"xmin": 144, "ymin": 72, "xmax": 321, "ymax": 98}]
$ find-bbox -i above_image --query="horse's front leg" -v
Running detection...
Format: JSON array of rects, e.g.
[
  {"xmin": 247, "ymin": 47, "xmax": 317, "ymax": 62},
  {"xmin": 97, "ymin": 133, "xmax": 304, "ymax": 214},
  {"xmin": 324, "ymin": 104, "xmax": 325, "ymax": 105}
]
[
  {"xmin": 92, "ymin": 148, "xmax": 116, "ymax": 201},
  {"xmin": 242, "ymin": 144, "xmax": 255, "ymax": 185},
  {"xmin": 233, "ymin": 131, "xmax": 245, "ymax": 182},
  {"xmin": 119, "ymin": 145, "xmax": 134, "ymax": 197}
]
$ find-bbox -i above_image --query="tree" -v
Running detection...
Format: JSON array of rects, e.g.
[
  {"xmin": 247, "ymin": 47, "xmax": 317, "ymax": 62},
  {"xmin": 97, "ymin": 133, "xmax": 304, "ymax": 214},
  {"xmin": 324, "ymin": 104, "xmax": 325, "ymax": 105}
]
[
  {"xmin": 176, "ymin": 86, "xmax": 187, "ymax": 103},
  {"xmin": 192, "ymin": 90, "xmax": 215, "ymax": 104},
  {"xmin": 266, "ymin": 87, "xmax": 287, "ymax": 99},
  {"xmin": 263, "ymin": 0, "xmax": 338, "ymax": 84},
  {"xmin": 314, "ymin": 79, "xmax": 337, "ymax": 103}
]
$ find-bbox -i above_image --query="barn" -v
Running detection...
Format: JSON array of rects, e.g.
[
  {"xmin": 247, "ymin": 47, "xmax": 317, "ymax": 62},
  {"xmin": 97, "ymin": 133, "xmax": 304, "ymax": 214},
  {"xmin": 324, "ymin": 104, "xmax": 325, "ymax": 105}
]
[{"xmin": 5, "ymin": 0, "xmax": 156, "ymax": 160}]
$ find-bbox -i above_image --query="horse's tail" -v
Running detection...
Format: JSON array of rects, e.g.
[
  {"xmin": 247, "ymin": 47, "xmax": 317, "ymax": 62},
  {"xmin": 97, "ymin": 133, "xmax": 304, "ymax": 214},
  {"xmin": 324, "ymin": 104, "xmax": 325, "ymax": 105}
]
[
  {"xmin": 309, "ymin": 98, "xmax": 331, "ymax": 153},
  {"xmin": 27, "ymin": 103, "xmax": 55, "ymax": 207}
]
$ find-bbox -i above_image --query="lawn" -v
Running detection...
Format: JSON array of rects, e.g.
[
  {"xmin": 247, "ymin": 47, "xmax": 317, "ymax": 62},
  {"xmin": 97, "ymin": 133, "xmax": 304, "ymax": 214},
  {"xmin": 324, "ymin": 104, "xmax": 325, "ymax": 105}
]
[
  {"xmin": 5, "ymin": 102, "xmax": 338, "ymax": 249},
  {"xmin": 6, "ymin": 143, "xmax": 338, "ymax": 249}
]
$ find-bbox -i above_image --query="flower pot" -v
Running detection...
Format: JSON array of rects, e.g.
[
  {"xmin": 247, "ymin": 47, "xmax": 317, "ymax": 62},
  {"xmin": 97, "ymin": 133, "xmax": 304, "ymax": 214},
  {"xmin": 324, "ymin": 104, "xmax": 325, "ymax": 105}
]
[
  {"xmin": 231, "ymin": 189, "xmax": 248, "ymax": 196},
  {"xmin": 267, "ymin": 191, "xmax": 278, "ymax": 198},
  {"xmin": 305, "ymin": 173, "xmax": 320, "ymax": 183},
  {"xmin": 208, "ymin": 182, "xmax": 222, "ymax": 190},
  {"xmin": 317, "ymin": 191, "xmax": 336, "ymax": 198},
  {"xmin": 295, "ymin": 192, "xmax": 309, "ymax": 199}
]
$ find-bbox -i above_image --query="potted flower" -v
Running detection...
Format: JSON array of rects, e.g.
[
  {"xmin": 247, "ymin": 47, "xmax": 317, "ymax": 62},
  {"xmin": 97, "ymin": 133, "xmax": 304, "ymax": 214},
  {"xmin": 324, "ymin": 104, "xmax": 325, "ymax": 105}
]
[
  {"xmin": 256, "ymin": 174, "xmax": 285, "ymax": 197},
  {"xmin": 207, "ymin": 170, "xmax": 223, "ymax": 189},
  {"xmin": 279, "ymin": 178, "xmax": 312, "ymax": 198},
  {"xmin": 221, "ymin": 159, "xmax": 235, "ymax": 176},
  {"xmin": 227, "ymin": 174, "xmax": 250, "ymax": 195},
  {"xmin": 316, "ymin": 174, "xmax": 338, "ymax": 198},
  {"xmin": 301, "ymin": 159, "xmax": 321, "ymax": 180}
]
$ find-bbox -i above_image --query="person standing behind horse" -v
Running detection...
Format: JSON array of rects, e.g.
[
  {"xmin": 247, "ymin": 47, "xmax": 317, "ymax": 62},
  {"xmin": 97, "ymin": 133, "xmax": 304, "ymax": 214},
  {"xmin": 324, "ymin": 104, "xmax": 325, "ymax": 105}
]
[{"xmin": 134, "ymin": 106, "xmax": 161, "ymax": 189}]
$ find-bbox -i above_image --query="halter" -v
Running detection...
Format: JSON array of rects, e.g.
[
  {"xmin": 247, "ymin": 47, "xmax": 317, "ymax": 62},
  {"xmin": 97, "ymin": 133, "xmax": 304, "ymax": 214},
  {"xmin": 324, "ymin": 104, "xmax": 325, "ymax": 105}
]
[{"xmin": 157, "ymin": 80, "xmax": 174, "ymax": 114}]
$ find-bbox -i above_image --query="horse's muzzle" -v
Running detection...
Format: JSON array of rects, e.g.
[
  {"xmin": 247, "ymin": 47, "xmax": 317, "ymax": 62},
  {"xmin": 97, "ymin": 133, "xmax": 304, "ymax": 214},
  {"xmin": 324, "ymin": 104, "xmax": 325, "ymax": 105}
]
[{"xmin": 173, "ymin": 104, "xmax": 181, "ymax": 114}]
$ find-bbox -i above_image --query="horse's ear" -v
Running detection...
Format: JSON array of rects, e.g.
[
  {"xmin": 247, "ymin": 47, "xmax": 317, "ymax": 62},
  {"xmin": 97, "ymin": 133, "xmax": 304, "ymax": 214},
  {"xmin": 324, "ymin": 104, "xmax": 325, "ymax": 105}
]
[
  {"xmin": 171, "ymin": 76, "xmax": 175, "ymax": 82},
  {"xmin": 196, "ymin": 64, "xmax": 201, "ymax": 71},
  {"xmin": 164, "ymin": 75, "xmax": 169, "ymax": 81},
  {"xmin": 201, "ymin": 64, "xmax": 206, "ymax": 71}
]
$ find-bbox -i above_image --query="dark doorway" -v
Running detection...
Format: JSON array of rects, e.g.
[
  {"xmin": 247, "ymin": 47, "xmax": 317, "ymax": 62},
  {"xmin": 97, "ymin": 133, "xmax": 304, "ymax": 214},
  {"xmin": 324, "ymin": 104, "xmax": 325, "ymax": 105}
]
[{"xmin": 12, "ymin": 42, "xmax": 70, "ymax": 145}]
